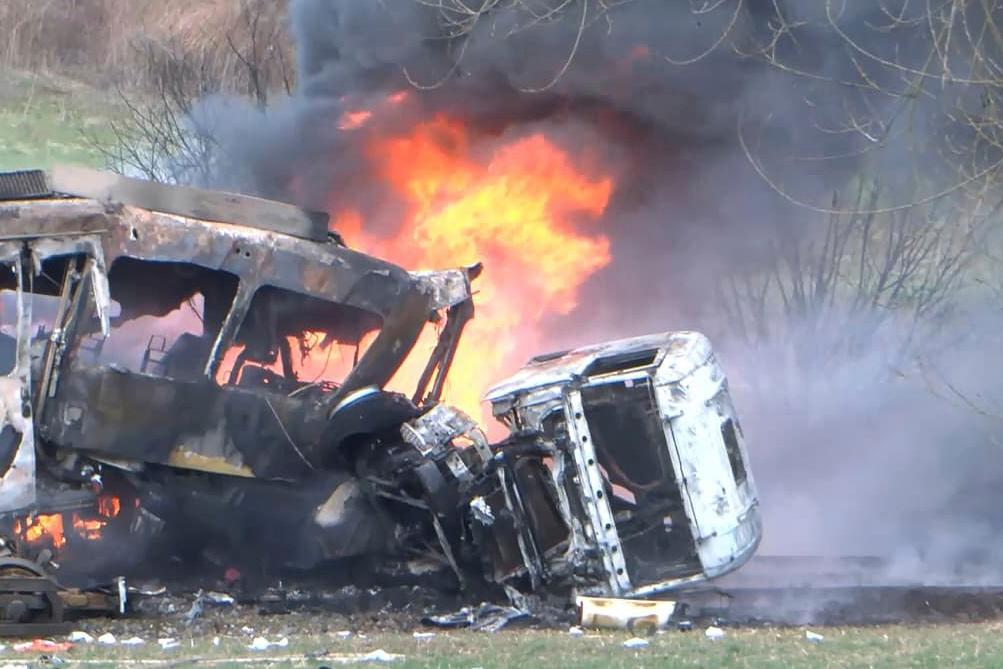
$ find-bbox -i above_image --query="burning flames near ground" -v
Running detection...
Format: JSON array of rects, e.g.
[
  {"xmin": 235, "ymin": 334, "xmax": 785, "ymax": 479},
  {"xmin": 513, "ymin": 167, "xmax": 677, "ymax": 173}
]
[
  {"xmin": 12, "ymin": 495, "xmax": 123, "ymax": 552},
  {"xmin": 331, "ymin": 110, "xmax": 614, "ymax": 423}
]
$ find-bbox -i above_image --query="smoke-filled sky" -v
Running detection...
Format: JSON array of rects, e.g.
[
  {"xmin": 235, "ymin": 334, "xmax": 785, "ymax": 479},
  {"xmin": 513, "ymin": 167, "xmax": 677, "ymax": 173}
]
[{"xmin": 198, "ymin": 0, "xmax": 1003, "ymax": 583}]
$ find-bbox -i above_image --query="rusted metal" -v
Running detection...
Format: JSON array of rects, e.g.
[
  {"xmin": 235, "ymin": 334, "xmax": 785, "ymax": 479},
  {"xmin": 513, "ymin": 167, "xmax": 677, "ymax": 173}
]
[
  {"xmin": 0, "ymin": 170, "xmax": 49, "ymax": 201},
  {"xmin": 49, "ymin": 165, "xmax": 330, "ymax": 242},
  {"xmin": 0, "ymin": 556, "xmax": 123, "ymax": 636}
]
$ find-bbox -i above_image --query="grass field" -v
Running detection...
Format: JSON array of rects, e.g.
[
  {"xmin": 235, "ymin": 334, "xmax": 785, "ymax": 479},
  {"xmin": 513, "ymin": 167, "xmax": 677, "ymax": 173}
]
[
  {"xmin": 0, "ymin": 69, "xmax": 114, "ymax": 171},
  {"xmin": 6, "ymin": 621, "xmax": 1002, "ymax": 669}
]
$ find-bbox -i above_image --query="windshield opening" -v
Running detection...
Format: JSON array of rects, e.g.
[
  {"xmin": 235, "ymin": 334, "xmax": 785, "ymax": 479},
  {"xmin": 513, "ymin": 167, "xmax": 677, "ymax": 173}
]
[
  {"xmin": 77, "ymin": 256, "xmax": 239, "ymax": 381},
  {"xmin": 216, "ymin": 285, "xmax": 383, "ymax": 396}
]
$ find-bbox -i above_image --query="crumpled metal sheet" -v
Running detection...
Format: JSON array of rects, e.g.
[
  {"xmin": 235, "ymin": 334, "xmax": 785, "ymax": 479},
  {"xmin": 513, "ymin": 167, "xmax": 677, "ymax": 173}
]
[{"xmin": 421, "ymin": 603, "xmax": 529, "ymax": 633}]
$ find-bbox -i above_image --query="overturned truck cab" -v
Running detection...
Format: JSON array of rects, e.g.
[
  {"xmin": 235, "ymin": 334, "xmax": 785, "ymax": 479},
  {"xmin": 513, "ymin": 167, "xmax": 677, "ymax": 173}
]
[
  {"xmin": 481, "ymin": 333, "xmax": 761, "ymax": 597},
  {"xmin": 0, "ymin": 166, "xmax": 759, "ymax": 611}
]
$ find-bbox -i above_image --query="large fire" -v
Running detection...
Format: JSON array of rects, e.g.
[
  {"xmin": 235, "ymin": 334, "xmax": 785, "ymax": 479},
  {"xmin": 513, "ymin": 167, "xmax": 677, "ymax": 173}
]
[
  {"xmin": 332, "ymin": 112, "xmax": 614, "ymax": 425},
  {"xmin": 220, "ymin": 107, "xmax": 614, "ymax": 428}
]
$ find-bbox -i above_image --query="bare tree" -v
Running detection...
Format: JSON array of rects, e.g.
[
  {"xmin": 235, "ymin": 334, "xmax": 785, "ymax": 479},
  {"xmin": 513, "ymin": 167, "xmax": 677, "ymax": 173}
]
[
  {"xmin": 88, "ymin": 0, "xmax": 293, "ymax": 184},
  {"xmin": 716, "ymin": 181, "xmax": 983, "ymax": 369}
]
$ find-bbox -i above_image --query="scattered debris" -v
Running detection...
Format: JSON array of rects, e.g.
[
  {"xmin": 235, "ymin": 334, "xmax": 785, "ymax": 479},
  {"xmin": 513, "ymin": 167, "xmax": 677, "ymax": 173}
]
[
  {"xmin": 469, "ymin": 497, "xmax": 495, "ymax": 526},
  {"xmin": 205, "ymin": 591, "xmax": 235, "ymax": 606},
  {"xmin": 352, "ymin": 650, "xmax": 403, "ymax": 663},
  {"xmin": 705, "ymin": 626, "xmax": 726, "ymax": 641},
  {"xmin": 184, "ymin": 594, "xmax": 205, "ymax": 624},
  {"xmin": 336, "ymin": 631, "xmax": 353, "ymax": 639},
  {"xmin": 677, "ymin": 620, "xmax": 693, "ymax": 632},
  {"xmin": 96, "ymin": 633, "xmax": 117, "ymax": 645},
  {"xmin": 423, "ymin": 607, "xmax": 475, "ymax": 629},
  {"xmin": 805, "ymin": 630, "xmax": 825, "ymax": 643},
  {"xmin": 67, "ymin": 631, "xmax": 94, "ymax": 644},
  {"xmin": 121, "ymin": 636, "xmax": 145, "ymax": 645},
  {"xmin": 130, "ymin": 583, "xmax": 167, "ymax": 597},
  {"xmin": 568, "ymin": 626, "xmax": 585, "ymax": 637},
  {"xmin": 13, "ymin": 640, "xmax": 72, "ymax": 653},
  {"xmin": 155, "ymin": 601, "xmax": 178, "ymax": 616},
  {"xmin": 157, "ymin": 638, "xmax": 179, "ymax": 650},
  {"xmin": 578, "ymin": 596, "xmax": 676, "ymax": 631},
  {"xmin": 248, "ymin": 636, "xmax": 290, "ymax": 651},
  {"xmin": 476, "ymin": 607, "xmax": 529, "ymax": 633},
  {"xmin": 411, "ymin": 632, "xmax": 436, "ymax": 641},
  {"xmin": 623, "ymin": 637, "xmax": 650, "ymax": 649},
  {"xmin": 181, "ymin": 589, "xmax": 235, "ymax": 624},
  {"xmin": 423, "ymin": 603, "xmax": 529, "ymax": 633}
]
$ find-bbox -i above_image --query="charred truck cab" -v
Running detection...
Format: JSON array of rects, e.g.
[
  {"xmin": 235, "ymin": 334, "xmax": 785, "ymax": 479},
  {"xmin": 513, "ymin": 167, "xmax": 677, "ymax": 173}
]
[
  {"xmin": 483, "ymin": 333, "xmax": 761, "ymax": 596},
  {"xmin": 0, "ymin": 166, "xmax": 759, "ymax": 611}
]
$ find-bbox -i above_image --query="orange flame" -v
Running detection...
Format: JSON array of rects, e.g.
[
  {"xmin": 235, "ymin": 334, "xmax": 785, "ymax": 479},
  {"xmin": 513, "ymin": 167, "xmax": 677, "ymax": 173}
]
[
  {"xmin": 338, "ymin": 91, "xmax": 410, "ymax": 131},
  {"xmin": 214, "ymin": 332, "xmax": 364, "ymax": 387},
  {"xmin": 71, "ymin": 514, "xmax": 105, "ymax": 541},
  {"xmin": 334, "ymin": 114, "xmax": 613, "ymax": 425},
  {"xmin": 97, "ymin": 495, "xmax": 121, "ymax": 519},
  {"xmin": 339, "ymin": 110, "xmax": 373, "ymax": 130},
  {"xmin": 14, "ymin": 514, "xmax": 66, "ymax": 550},
  {"xmin": 14, "ymin": 495, "xmax": 122, "ymax": 549}
]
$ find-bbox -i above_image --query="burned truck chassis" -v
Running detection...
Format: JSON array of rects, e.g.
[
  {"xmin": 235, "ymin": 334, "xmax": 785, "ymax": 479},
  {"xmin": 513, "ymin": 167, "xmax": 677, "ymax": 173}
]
[{"xmin": 0, "ymin": 167, "xmax": 761, "ymax": 629}]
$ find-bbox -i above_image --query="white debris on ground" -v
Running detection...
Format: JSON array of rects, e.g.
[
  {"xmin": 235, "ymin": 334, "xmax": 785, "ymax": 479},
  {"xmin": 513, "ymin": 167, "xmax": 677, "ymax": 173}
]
[
  {"xmin": 353, "ymin": 650, "xmax": 403, "ymax": 663},
  {"xmin": 568, "ymin": 626, "xmax": 585, "ymax": 637},
  {"xmin": 96, "ymin": 633, "xmax": 117, "ymax": 645},
  {"xmin": 412, "ymin": 632, "xmax": 436, "ymax": 640},
  {"xmin": 121, "ymin": 636, "xmax": 145, "ymax": 645},
  {"xmin": 248, "ymin": 636, "xmax": 289, "ymax": 651},
  {"xmin": 205, "ymin": 591, "xmax": 235, "ymax": 605},
  {"xmin": 805, "ymin": 630, "xmax": 825, "ymax": 643},
  {"xmin": 336, "ymin": 631, "xmax": 353, "ymax": 639},
  {"xmin": 623, "ymin": 637, "xmax": 649, "ymax": 649},
  {"xmin": 67, "ymin": 631, "xmax": 94, "ymax": 644},
  {"xmin": 705, "ymin": 626, "xmax": 726, "ymax": 641},
  {"xmin": 158, "ymin": 638, "xmax": 179, "ymax": 650}
]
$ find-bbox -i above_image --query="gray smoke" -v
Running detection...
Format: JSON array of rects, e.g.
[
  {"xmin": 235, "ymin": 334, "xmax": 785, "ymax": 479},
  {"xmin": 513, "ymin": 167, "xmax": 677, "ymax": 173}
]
[{"xmin": 198, "ymin": 1, "xmax": 1003, "ymax": 583}]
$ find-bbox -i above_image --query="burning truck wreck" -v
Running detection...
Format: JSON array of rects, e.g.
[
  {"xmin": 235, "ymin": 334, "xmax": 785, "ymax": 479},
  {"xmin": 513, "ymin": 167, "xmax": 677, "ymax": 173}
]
[{"xmin": 0, "ymin": 165, "xmax": 760, "ymax": 630}]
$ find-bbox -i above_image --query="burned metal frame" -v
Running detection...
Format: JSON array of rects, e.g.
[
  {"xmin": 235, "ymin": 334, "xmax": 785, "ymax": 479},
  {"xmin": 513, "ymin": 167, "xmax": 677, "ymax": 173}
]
[
  {"xmin": 0, "ymin": 174, "xmax": 467, "ymax": 488},
  {"xmin": 0, "ymin": 167, "xmax": 761, "ymax": 616},
  {"xmin": 483, "ymin": 332, "xmax": 762, "ymax": 598},
  {"xmin": 0, "ymin": 247, "xmax": 38, "ymax": 513},
  {"xmin": 0, "ymin": 197, "xmax": 430, "ymax": 390},
  {"xmin": 409, "ymin": 266, "xmax": 480, "ymax": 407}
]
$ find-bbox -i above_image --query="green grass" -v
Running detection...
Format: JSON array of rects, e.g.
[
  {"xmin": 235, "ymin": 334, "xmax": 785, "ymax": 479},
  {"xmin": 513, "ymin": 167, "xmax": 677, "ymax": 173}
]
[
  {"xmin": 21, "ymin": 622, "xmax": 1003, "ymax": 669},
  {"xmin": 0, "ymin": 70, "xmax": 116, "ymax": 171}
]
